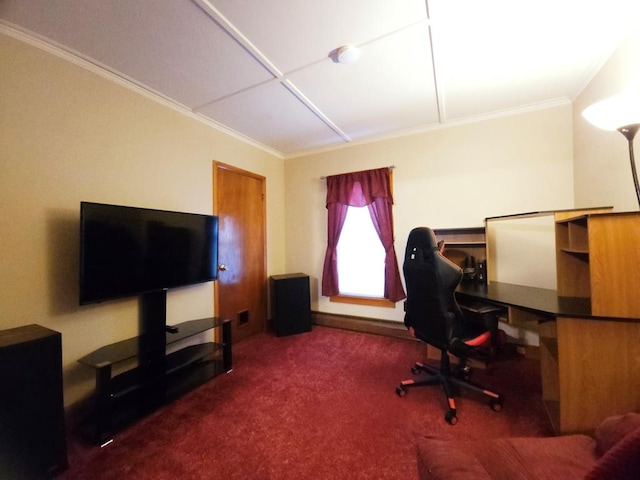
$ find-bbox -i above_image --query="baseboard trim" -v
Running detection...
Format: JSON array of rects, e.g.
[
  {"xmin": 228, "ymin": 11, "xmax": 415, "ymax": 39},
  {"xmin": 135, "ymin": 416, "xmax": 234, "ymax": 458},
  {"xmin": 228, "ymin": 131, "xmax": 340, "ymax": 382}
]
[{"xmin": 311, "ymin": 311, "xmax": 414, "ymax": 341}]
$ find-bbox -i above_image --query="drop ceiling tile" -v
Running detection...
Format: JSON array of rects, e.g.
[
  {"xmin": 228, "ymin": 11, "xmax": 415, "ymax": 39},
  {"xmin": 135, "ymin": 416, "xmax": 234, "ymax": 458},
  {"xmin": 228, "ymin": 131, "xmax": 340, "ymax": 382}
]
[
  {"xmin": 429, "ymin": 0, "xmax": 639, "ymax": 120},
  {"xmin": 198, "ymin": 81, "xmax": 347, "ymax": 154},
  {"xmin": 0, "ymin": 0, "xmax": 274, "ymax": 107},
  {"xmin": 208, "ymin": 0, "xmax": 427, "ymax": 72},
  {"xmin": 287, "ymin": 21, "xmax": 439, "ymax": 140}
]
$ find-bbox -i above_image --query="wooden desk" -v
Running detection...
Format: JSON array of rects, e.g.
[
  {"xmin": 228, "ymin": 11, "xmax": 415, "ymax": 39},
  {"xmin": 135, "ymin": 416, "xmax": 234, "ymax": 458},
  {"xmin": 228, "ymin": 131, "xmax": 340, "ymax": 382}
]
[{"xmin": 456, "ymin": 281, "xmax": 640, "ymax": 435}]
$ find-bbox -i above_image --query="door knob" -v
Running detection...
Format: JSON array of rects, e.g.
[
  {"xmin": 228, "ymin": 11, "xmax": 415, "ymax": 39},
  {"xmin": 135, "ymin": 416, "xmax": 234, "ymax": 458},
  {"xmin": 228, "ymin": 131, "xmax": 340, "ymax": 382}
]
[{"xmin": 218, "ymin": 264, "xmax": 228, "ymax": 271}]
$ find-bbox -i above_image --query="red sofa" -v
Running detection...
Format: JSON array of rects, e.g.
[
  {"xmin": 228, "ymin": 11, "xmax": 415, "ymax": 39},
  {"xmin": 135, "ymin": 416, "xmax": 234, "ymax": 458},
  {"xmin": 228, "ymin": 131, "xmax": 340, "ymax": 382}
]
[{"xmin": 416, "ymin": 412, "xmax": 640, "ymax": 479}]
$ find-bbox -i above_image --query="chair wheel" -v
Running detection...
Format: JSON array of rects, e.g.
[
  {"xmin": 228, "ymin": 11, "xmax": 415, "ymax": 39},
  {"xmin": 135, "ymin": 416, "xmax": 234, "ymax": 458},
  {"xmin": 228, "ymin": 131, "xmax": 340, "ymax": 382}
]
[
  {"xmin": 453, "ymin": 364, "xmax": 470, "ymax": 378},
  {"xmin": 489, "ymin": 398, "xmax": 503, "ymax": 412},
  {"xmin": 396, "ymin": 385, "xmax": 407, "ymax": 397},
  {"xmin": 445, "ymin": 411, "xmax": 458, "ymax": 425},
  {"xmin": 411, "ymin": 365, "xmax": 421, "ymax": 375}
]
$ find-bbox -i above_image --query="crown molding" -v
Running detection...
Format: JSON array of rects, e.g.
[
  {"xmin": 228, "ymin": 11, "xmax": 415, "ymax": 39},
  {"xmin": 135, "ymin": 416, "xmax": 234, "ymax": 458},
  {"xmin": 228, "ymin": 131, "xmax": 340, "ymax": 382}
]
[{"xmin": 284, "ymin": 98, "xmax": 572, "ymax": 159}]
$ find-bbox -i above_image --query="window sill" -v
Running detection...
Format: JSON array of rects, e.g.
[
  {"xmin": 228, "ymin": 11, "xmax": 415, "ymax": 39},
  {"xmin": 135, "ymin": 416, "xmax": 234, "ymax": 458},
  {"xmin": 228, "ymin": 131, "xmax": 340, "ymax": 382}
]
[{"xmin": 329, "ymin": 295, "xmax": 396, "ymax": 308}]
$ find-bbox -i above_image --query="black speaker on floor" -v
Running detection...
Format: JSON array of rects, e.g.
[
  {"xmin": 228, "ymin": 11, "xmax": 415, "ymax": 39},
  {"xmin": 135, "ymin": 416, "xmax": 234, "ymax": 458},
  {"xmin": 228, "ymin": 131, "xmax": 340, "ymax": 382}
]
[
  {"xmin": 0, "ymin": 324, "xmax": 67, "ymax": 479},
  {"xmin": 270, "ymin": 273, "xmax": 311, "ymax": 336}
]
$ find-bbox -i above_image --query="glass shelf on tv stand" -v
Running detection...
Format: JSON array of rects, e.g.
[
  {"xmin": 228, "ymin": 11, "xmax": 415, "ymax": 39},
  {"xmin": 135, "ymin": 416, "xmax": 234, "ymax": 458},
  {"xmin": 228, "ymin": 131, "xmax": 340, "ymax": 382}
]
[
  {"xmin": 78, "ymin": 317, "xmax": 229, "ymax": 368},
  {"xmin": 78, "ymin": 317, "xmax": 232, "ymax": 444}
]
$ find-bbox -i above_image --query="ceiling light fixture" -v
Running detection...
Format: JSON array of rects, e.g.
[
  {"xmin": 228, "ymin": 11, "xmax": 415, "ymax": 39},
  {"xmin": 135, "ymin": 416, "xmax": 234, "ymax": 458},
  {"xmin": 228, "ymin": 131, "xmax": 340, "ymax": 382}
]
[
  {"xmin": 582, "ymin": 92, "xmax": 640, "ymax": 208},
  {"xmin": 336, "ymin": 45, "xmax": 360, "ymax": 64}
]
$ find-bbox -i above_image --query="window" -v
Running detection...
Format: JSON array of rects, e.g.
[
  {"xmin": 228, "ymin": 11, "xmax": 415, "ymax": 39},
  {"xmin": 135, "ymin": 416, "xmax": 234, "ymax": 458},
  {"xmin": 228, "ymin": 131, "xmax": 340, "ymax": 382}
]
[
  {"xmin": 321, "ymin": 167, "xmax": 405, "ymax": 305},
  {"xmin": 336, "ymin": 206, "xmax": 385, "ymax": 297}
]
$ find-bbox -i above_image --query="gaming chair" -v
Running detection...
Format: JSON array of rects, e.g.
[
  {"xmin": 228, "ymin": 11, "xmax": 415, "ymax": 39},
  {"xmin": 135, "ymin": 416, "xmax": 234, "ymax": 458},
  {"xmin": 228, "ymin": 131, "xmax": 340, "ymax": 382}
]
[{"xmin": 396, "ymin": 227, "xmax": 503, "ymax": 424}]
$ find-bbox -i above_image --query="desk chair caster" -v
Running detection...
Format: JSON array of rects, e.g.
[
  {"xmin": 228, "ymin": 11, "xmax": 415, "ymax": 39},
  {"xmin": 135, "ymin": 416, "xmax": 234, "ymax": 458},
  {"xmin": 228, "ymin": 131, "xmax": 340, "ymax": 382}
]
[
  {"xmin": 445, "ymin": 409, "xmax": 458, "ymax": 425},
  {"xmin": 396, "ymin": 384, "xmax": 408, "ymax": 397},
  {"xmin": 489, "ymin": 396, "xmax": 503, "ymax": 412}
]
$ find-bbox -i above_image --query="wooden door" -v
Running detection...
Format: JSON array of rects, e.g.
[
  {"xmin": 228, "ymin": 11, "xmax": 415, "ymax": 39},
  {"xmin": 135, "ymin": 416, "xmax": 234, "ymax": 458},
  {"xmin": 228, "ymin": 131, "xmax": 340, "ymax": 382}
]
[{"xmin": 213, "ymin": 162, "xmax": 267, "ymax": 344}]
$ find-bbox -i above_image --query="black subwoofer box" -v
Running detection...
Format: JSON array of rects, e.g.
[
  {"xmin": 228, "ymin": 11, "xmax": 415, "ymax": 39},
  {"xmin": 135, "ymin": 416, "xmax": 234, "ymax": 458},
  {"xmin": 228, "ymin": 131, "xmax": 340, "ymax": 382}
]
[
  {"xmin": 0, "ymin": 324, "xmax": 67, "ymax": 479},
  {"xmin": 270, "ymin": 273, "xmax": 311, "ymax": 336}
]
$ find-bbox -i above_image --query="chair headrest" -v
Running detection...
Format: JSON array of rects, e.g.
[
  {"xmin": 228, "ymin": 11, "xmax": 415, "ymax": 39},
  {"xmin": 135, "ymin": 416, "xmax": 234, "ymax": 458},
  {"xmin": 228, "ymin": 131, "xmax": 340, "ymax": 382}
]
[{"xmin": 406, "ymin": 227, "xmax": 440, "ymax": 256}]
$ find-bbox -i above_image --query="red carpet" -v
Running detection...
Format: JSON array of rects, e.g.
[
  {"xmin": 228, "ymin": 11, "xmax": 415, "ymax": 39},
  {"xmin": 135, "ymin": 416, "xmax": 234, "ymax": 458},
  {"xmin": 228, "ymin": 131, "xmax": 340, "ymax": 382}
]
[{"xmin": 60, "ymin": 326, "xmax": 553, "ymax": 479}]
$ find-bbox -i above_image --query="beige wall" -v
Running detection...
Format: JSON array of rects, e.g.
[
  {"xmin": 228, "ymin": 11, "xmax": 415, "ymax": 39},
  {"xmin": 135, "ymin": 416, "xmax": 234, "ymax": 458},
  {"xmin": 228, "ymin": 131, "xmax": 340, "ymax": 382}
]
[
  {"xmin": 0, "ymin": 32, "xmax": 286, "ymax": 406},
  {"xmin": 573, "ymin": 28, "xmax": 640, "ymax": 211},
  {"xmin": 285, "ymin": 105, "xmax": 575, "ymax": 322}
]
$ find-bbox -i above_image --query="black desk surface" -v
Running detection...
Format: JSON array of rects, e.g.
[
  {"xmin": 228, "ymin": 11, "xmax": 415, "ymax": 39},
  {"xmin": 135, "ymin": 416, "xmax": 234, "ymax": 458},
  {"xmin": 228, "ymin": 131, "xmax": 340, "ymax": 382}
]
[{"xmin": 456, "ymin": 281, "xmax": 592, "ymax": 318}]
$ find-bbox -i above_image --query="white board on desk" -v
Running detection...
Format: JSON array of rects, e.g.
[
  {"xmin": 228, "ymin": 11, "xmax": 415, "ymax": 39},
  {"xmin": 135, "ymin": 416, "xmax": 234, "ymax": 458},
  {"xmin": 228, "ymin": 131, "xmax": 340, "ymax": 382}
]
[{"xmin": 486, "ymin": 214, "xmax": 557, "ymax": 290}]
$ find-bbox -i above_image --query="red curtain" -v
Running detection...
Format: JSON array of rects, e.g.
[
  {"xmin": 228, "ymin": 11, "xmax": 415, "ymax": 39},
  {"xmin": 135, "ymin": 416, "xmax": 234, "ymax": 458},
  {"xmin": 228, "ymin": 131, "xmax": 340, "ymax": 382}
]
[{"xmin": 321, "ymin": 168, "xmax": 406, "ymax": 302}]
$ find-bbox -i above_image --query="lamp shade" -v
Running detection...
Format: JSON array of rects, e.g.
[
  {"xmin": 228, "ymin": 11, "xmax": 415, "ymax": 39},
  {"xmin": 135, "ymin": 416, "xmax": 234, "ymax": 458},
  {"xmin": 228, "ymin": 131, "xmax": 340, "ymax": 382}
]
[{"xmin": 582, "ymin": 92, "xmax": 640, "ymax": 130}]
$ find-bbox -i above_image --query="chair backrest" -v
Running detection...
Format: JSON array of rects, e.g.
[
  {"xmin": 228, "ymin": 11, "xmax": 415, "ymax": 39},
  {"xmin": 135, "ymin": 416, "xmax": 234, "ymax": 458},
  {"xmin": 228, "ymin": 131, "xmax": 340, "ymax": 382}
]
[{"xmin": 403, "ymin": 227, "xmax": 463, "ymax": 350}]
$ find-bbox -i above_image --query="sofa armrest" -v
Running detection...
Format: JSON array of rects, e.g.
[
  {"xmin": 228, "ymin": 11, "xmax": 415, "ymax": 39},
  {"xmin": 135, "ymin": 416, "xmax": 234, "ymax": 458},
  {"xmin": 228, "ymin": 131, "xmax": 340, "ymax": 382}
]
[
  {"xmin": 593, "ymin": 412, "xmax": 640, "ymax": 456},
  {"xmin": 586, "ymin": 426, "xmax": 640, "ymax": 480}
]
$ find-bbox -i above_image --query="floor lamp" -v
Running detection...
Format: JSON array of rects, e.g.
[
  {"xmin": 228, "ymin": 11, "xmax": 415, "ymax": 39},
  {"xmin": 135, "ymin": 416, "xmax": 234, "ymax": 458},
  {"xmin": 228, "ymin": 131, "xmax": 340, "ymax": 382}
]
[{"xmin": 582, "ymin": 93, "xmax": 640, "ymax": 208}]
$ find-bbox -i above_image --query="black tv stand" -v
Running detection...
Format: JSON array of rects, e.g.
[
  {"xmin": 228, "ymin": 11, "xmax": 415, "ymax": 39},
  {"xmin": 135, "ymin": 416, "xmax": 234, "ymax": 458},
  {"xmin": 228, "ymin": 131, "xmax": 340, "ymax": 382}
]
[{"xmin": 78, "ymin": 294, "xmax": 232, "ymax": 444}]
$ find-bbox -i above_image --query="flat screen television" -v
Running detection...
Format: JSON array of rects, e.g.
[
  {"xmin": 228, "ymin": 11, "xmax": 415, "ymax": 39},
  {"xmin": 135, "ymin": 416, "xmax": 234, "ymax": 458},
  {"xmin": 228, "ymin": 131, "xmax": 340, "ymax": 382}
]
[{"xmin": 79, "ymin": 202, "xmax": 219, "ymax": 305}]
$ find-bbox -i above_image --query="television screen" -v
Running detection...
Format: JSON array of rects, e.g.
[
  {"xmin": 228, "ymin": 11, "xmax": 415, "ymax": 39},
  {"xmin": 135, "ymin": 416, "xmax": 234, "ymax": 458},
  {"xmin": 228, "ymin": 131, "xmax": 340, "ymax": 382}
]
[{"xmin": 79, "ymin": 202, "xmax": 218, "ymax": 305}]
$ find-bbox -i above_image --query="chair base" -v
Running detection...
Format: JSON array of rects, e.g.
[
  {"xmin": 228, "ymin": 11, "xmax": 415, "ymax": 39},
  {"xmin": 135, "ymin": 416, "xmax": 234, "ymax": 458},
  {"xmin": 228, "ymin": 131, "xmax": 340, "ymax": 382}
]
[{"xmin": 396, "ymin": 353, "xmax": 503, "ymax": 425}]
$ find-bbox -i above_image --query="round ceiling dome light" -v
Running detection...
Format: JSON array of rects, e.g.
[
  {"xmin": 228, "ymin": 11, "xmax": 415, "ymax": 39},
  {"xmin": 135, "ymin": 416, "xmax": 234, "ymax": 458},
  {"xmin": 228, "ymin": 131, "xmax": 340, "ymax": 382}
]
[{"xmin": 336, "ymin": 45, "xmax": 360, "ymax": 64}]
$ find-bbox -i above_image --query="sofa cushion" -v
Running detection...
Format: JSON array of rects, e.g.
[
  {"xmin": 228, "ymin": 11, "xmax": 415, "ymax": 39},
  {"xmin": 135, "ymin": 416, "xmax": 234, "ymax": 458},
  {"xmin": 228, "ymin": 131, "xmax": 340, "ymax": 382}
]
[
  {"xmin": 416, "ymin": 437, "xmax": 492, "ymax": 479},
  {"xmin": 474, "ymin": 435, "xmax": 596, "ymax": 480},
  {"xmin": 416, "ymin": 434, "xmax": 596, "ymax": 480},
  {"xmin": 585, "ymin": 425, "xmax": 640, "ymax": 480},
  {"xmin": 416, "ymin": 413, "xmax": 640, "ymax": 480}
]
